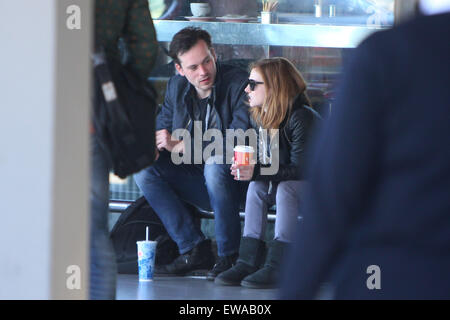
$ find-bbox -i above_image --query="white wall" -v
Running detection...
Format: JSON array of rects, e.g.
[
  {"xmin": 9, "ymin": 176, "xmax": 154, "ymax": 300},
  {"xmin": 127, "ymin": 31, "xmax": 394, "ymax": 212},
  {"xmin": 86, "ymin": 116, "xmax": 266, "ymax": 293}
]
[{"xmin": 0, "ymin": 0, "xmax": 91, "ymax": 299}]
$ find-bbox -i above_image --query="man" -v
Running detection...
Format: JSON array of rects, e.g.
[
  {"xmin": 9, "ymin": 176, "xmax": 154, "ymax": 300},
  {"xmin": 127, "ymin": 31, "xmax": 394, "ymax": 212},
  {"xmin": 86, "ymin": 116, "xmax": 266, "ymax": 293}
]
[
  {"xmin": 135, "ymin": 27, "xmax": 250, "ymax": 280},
  {"xmin": 280, "ymin": 4, "xmax": 450, "ymax": 299},
  {"xmin": 91, "ymin": 0, "xmax": 158, "ymax": 299}
]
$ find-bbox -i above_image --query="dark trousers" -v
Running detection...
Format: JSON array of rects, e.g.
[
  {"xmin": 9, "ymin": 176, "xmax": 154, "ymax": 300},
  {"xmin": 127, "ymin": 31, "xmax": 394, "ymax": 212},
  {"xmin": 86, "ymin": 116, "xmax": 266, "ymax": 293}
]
[{"xmin": 89, "ymin": 134, "xmax": 117, "ymax": 300}]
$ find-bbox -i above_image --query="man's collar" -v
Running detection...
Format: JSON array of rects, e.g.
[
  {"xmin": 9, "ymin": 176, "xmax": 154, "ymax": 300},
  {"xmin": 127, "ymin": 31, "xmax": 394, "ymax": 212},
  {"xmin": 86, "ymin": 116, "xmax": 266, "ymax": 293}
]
[{"xmin": 184, "ymin": 81, "xmax": 215, "ymax": 101}]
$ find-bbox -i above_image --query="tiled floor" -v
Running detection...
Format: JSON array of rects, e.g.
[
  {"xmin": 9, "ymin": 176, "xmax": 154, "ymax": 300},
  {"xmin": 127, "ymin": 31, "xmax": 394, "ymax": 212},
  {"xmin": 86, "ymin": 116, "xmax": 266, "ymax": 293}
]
[{"xmin": 116, "ymin": 274, "xmax": 279, "ymax": 300}]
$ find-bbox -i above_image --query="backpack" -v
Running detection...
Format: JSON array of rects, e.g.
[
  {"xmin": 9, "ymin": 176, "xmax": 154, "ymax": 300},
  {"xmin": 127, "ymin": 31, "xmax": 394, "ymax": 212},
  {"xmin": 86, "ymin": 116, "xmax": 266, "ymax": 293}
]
[
  {"xmin": 92, "ymin": 48, "xmax": 158, "ymax": 179},
  {"xmin": 110, "ymin": 196, "xmax": 179, "ymax": 274}
]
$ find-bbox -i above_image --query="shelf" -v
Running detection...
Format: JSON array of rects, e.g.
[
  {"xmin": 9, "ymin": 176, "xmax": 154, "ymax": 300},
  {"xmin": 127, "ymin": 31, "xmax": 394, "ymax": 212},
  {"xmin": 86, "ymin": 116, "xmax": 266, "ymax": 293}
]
[{"xmin": 153, "ymin": 20, "xmax": 388, "ymax": 48}]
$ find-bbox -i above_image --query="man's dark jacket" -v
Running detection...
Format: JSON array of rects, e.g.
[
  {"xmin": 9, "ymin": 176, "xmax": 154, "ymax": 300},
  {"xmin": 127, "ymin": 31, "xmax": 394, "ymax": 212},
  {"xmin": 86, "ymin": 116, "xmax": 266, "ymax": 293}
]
[
  {"xmin": 157, "ymin": 62, "xmax": 250, "ymax": 162},
  {"xmin": 280, "ymin": 13, "xmax": 450, "ymax": 299}
]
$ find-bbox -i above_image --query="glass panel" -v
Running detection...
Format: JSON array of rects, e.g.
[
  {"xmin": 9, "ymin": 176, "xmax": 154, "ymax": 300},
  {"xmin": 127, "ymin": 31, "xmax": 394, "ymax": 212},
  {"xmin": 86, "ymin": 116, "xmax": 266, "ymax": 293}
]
[
  {"xmin": 109, "ymin": 174, "xmax": 142, "ymax": 201},
  {"xmin": 148, "ymin": 42, "xmax": 345, "ymax": 117},
  {"xmin": 275, "ymin": 0, "xmax": 395, "ymax": 27},
  {"xmin": 149, "ymin": 0, "xmax": 394, "ymax": 27}
]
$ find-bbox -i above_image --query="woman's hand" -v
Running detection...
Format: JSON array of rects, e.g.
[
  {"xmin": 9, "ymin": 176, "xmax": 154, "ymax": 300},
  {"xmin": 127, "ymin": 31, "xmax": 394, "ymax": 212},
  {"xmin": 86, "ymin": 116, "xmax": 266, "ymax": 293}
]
[{"xmin": 230, "ymin": 163, "xmax": 255, "ymax": 181}]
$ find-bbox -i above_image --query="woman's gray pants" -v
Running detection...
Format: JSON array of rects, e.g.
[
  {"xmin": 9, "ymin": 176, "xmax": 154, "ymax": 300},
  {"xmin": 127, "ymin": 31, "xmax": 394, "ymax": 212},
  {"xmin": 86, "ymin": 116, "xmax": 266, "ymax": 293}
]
[{"xmin": 243, "ymin": 180, "xmax": 306, "ymax": 242}]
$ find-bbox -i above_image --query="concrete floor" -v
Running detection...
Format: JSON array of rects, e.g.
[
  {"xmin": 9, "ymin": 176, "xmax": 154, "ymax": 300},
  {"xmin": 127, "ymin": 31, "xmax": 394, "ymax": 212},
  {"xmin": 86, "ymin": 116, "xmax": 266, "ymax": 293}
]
[
  {"xmin": 116, "ymin": 274, "xmax": 279, "ymax": 300},
  {"xmin": 111, "ymin": 210, "xmax": 280, "ymax": 300}
]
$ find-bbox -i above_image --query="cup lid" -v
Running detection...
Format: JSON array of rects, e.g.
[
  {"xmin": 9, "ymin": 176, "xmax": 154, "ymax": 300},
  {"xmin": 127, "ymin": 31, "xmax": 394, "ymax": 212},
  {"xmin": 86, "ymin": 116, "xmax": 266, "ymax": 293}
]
[{"xmin": 234, "ymin": 145, "xmax": 254, "ymax": 153}]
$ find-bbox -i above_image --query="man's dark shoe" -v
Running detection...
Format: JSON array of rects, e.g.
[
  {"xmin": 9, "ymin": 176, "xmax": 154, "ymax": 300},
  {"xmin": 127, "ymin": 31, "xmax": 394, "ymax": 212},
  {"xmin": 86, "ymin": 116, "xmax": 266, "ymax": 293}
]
[
  {"xmin": 154, "ymin": 239, "xmax": 215, "ymax": 276},
  {"xmin": 206, "ymin": 253, "xmax": 238, "ymax": 281}
]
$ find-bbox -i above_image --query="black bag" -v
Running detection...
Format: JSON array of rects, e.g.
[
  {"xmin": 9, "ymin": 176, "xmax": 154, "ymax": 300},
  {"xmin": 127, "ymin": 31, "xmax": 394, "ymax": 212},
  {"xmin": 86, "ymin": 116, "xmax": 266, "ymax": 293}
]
[
  {"xmin": 92, "ymin": 48, "xmax": 157, "ymax": 179},
  {"xmin": 110, "ymin": 196, "xmax": 180, "ymax": 274}
]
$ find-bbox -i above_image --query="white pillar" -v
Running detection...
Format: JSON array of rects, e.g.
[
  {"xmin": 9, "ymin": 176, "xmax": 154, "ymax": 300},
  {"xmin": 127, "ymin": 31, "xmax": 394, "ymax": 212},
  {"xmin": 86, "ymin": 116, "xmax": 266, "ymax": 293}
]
[{"xmin": 0, "ymin": 0, "xmax": 92, "ymax": 299}]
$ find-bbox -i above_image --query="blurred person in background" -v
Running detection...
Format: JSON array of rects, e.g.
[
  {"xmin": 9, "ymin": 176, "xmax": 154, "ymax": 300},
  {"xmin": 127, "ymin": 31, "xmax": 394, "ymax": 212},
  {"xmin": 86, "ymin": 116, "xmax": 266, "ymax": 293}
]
[
  {"xmin": 91, "ymin": 0, "xmax": 157, "ymax": 299},
  {"xmin": 280, "ymin": 0, "xmax": 450, "ymax": 299}
]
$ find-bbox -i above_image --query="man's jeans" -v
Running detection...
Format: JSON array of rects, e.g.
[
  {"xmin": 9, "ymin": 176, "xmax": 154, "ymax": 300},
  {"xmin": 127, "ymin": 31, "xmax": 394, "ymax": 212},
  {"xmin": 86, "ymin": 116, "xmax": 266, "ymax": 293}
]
[
  {"xmin": 135, "ymin": 151, "xmax": 244, "ymax": 257},
  {"xmin": 89, "ymin": 135, "xmax": 117, "ymax": 300}
]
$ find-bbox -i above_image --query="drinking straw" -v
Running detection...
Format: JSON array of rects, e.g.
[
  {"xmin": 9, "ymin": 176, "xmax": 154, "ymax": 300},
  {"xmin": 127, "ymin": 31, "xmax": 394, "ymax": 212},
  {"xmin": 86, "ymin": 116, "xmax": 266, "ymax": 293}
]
[{"xmin": 146, "ymin": 226, "xmax": 149, "ymax": 241}]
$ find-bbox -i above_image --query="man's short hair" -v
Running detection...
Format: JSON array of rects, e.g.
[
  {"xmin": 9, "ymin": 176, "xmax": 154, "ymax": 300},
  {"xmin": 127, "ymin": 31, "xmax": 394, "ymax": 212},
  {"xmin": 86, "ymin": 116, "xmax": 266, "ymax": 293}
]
[{"xmin": 169, "ymin": 27, "xmax": 212, "ymax": 66}]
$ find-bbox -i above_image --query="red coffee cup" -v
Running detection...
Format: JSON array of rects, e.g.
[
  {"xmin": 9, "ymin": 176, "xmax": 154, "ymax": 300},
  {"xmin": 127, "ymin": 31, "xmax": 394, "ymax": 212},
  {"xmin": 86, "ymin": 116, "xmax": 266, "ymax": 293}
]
[{"xmin": 234, "ymin": 146, "xmax": 254, "ymax": 165}]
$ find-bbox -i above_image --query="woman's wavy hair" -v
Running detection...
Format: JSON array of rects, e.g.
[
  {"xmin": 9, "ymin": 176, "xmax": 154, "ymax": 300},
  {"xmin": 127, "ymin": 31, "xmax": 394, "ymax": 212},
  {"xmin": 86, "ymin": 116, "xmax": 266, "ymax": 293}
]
[{"xmin": 249, "ymin": 57, "xmax": 312, "ymax": 130}]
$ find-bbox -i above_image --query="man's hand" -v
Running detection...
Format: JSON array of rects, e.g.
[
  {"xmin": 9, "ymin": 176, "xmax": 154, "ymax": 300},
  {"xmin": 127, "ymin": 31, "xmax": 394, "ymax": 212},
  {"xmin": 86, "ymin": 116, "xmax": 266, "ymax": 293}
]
[{"xmin": 156, "ymin": 129, "xmax": 185, "ymax": 153}]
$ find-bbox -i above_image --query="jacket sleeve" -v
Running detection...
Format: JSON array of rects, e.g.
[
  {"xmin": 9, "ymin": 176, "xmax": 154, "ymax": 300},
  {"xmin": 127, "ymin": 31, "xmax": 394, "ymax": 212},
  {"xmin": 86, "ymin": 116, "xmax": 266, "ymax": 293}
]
[
  {"xmin": 124, "ymin": 0, "xmax": 158, "ymax": 79},
  {"xmin": 155, "ymin": 78, "xmax": 175, "ymax": 132},
  {"xmin": 223, "ymin": 74, "xmax": 251, "ymax": 164},
  {"xmin": 252, "ymin": 110, "xmax": 311, "ymax": 182},
  {"xmin": 229, "ymin": 79, "xmax": 251, "ymax": 132}
]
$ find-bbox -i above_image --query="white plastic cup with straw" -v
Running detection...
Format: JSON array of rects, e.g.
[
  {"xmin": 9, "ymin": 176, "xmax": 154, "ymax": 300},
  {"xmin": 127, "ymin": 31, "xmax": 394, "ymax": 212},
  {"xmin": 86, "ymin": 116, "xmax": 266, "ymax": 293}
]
[{"xmin": 136, "ymin": 226, "xmax": 157, "ymax": 281}]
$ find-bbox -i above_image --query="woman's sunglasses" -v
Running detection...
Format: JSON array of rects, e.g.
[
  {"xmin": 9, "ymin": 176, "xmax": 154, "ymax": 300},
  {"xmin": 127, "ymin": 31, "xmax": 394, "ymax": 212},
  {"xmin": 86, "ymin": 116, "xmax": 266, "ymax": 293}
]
[{"xmin": 247, "ymin": 79, "xmax": 264, "ymax": 91}]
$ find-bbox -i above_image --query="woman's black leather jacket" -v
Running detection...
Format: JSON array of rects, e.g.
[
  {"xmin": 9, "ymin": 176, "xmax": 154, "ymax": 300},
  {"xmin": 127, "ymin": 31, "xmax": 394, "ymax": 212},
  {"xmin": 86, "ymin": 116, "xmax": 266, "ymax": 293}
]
[{"xmin": 251, "ymin": 94, "xmax": 321, "ymax": 181}]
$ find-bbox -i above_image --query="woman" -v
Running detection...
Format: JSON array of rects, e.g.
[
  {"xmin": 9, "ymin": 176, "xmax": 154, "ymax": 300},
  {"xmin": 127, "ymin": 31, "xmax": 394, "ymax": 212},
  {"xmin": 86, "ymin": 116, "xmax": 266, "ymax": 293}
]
[{"xmin": 215, "ymin": 57, "xmax": 320, "ymax": 289}]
